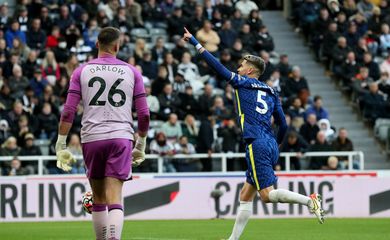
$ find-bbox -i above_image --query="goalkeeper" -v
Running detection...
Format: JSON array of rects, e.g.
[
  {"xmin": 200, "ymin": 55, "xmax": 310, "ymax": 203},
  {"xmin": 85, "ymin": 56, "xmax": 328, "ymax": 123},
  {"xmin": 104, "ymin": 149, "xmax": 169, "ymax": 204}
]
[{"xmin": 55, "ymin": 27, "xmax": 150, "ymax": 240}]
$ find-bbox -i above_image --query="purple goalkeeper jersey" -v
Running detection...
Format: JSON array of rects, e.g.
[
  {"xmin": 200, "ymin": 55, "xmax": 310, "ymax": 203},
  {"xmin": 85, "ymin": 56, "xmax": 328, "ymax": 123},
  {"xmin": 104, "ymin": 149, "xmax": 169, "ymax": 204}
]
[{"xmin": 61, "ymin": 54, "xmax": 149, "ymax": 143}]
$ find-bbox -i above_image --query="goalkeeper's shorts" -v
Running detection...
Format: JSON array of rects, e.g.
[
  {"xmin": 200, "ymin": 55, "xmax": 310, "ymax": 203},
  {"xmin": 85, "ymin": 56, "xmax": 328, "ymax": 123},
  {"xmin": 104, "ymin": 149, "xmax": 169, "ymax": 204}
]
[{"xmin": 82, "ymin": 139, "xmax": 133, "ymax": 180}]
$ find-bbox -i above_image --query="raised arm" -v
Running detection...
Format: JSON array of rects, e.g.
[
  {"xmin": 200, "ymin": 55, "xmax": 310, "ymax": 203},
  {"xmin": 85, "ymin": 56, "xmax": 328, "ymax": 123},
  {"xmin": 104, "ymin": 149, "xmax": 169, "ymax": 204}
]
[{"xmin": 183, "ymin": 27, "xmax": 233, "ymax": 82}]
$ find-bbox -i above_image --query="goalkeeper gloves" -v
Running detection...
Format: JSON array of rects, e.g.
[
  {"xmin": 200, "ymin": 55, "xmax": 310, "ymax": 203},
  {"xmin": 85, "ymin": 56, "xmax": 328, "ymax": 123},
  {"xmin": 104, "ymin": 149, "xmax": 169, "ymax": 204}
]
[
  {"xmin": 55, "ymin": 135, "xmax": 76, "ymax": 172},
  {"xmin": 132, "ymin": 135, "xmax": 146, "ymax": 167}
]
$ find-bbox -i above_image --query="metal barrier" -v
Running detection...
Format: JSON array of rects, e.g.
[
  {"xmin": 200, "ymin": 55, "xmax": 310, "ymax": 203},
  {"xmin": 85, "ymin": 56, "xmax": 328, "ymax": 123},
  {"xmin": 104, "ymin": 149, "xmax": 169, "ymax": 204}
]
[{"xmin": 0, "ymin": 151, "xmax": 364, "ymax": 175}]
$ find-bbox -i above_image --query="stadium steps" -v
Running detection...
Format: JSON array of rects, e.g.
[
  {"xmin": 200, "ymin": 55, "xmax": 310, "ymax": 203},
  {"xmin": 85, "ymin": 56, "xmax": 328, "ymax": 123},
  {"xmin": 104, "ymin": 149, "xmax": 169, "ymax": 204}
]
[{"xmin": 261, "ymin": 11, "xmax": 390, "ymax": 169}]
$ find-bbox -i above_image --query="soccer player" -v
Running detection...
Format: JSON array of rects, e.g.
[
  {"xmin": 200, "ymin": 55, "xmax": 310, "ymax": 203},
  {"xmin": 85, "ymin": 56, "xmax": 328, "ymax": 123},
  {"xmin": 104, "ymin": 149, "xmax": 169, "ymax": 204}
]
[
  {"xmin": 182, "ymin": 28, "xmax": 324, "ymax": 240},
  {"xmin": 55, "ymin": 27, "xmax": 150, "ymax": 240}
]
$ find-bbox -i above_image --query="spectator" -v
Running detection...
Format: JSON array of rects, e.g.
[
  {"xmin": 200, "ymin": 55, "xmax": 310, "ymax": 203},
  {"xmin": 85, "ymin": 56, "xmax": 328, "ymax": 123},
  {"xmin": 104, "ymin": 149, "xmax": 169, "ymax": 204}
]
[
  {"xmin": 134, "ymin": 38, "xmax": 148, "ymax": 62},
  {"xmin": 182, "ymin": 0, "xmax": 198, "ymax": 19},
  {"xmin": 30, "ymin": 68, "xmax": 49, "ymax": 97},
  {"xmin": 36, "ymin": 102, "xmax": 57, "ymax": 139},
  {"xmin": 380, "ymin": 23, "xmax": 390, "ymax": 56},
  {"xmin": 230, "ymin": 9, "xmax": 245, "ymax": 32},
  {"xmin": 323, "ymin": 22, "xmax": 341, "ymax": 70},
  {"xmin": 332, "ymin": 36, "xmax": 352, "ymax": 78},
  {"xmin": 174, "ymin": 136, "xmax": 199, "ymax": 172},
  {"xmin": 161, "ymin": 113, "xmax": 183, "ymax": 144},
  {"xmin": 63, "ymin": 54, "xmax": 79, "ymax": 79},
  {"xmin": 10, "ymin": 37, "xmax": 30, "ymax": 62},
  {"xmin": 276, "ymin": 54, "xmax": 292, "ymax": 80},
  {"xmin": 22, "ymin": 50, "xmax": 39, "ymax": 80},
  {"xmin": 46, "ymin": 26, "xmax": 61, "ymax": 49},
  {"xmin": 343, "ymin": 0, "xmax": 358, "ymax": 18},
  {"xmin": 56, "ymin": 5, "xmax": 75, "ymax": 33},
  {"xmin": 196, "ymin": 20, "xmax": 220, "ymax": 55},
  {"xmin": 258, "ymin": 51, "xmax": 275, "ymax": 82},
  {"xmin": 211, "ymin": 9, "xmax": 224, "ymax": 31},
  {"xmin": 158, "ymin": 83, "xmax": 182, "ymax": 121},
  {"xmin": 8, "ymin": 64, "xmax": 29, "ymax": 99},
  {"xmin": 332, "ymin": 127, "xmax": 353, "ymax": 152},
  {"xmin": 323, "ymin": 156, "xmax": 341, "ymax": 170},
  {"xmin": 111, "ymin": 7, "xmax": 133, "ymax": 35},
  {"xmin": 352, "ymin": 66, "xmax": 374, "ymax": 96},
  {"xmin": 357, "ymin": 0, "xmax": 374, "ymax": 19},
  {"xmin": 238, "ymin": 24, "xmax": 254, "ymax": 53},
  {"xmin": 142, "ymin": 0, "xmax": 166, "ymax": 29},
  {"xmin": 306, "ymin": 95, "xmax": 329, "ymax": 121},
  {"xmin": 288, "ymin": 97, "xmax": 305, "ymax": 124},
  {"xmin": 246, "ymin": 9, "xmax": 262, "ymax": 32},
  {"xmin": 299, "ymin": 0, "xmax": 321, "ymax": 41},
  {"xmin": 360, "ymin": 82, "xmax": 388, "ymax": 122},
  {"xmin": 7, "ymin": 157, "xmax": 29, "ymax": 176},
  {"xmin": 284, "ymin": 66, "xmax": 310, "ymax": 104},
  {"xmin": 267, "ymin": 70, "xmax": 283, "ymax": 96},
  {"xmin": 19, "ymin": 132, "xmax": 42, "ymax": 156},
  {"xmin": 24, "ymin": 18, "xmax": 45, "ymax": 53},
  {"xmin": 235, "ymin": 0, "xmax": 258, "ymax": 18},
  {"xmin": 210, "ymin": 96, "xmax": 232, "ymax": 125},
  {"xmin": 151, "ymin": 37, "xmax": 168, "ymax": 65},
  {"xmin": 345, "ymin": 22, "xmax": 360, "ymax": 50},
  {"xmin": 181, "ymin": 114, "xmax": 199, "ymax": 146},
  {"xmin": 41, "ymin": 50, "xmax": 61, "ymax": 85},
  {"xmin": 39, "ymin": 6, "xmax": 53, "ymax": 34},
  {"xmin": 0, "ymin": 3, "xmax": 11, "ymax": 31},
  {"xmin": 279, "ymin": 131, "xmax": 308, "ymax": 170},
  {"xmin": 151, "ymin": 66, "xmax": 170, "ymax": 96},
  {"xmin": 160, "ymin": 52, "xmax": 178, "ymax": 83},
  {"xmin": 171, "ymin": 37, "xmax": 189, "ymax": 62},
  {"xmin": 311, "ymin": 8, "xmax": 331, "ymax": 60},
  {"xmin": 53, "ymin": 38, "xmax": 70, "ymax": 64},
  {"xmin": 67, "ymin": 133, "xmax": 84, "ymax": 174},
  {"xmin": 377, "ymin": 71, "xmax": 390, "ymax": 96},
  {"xmin": 299, "ymin": 113, "xmax": 320, "ymax": 145},
  {"xmin": 197, "ymin": 115, "xmax": 216, "ymax": 171},
  {"xmin": 5, "ymin": 19, "xmax": 26, "ymax": 49},
  {"xmin": 230, "ymin": 39, "xmax": 245, "ymax": 63},
  {"xmin": 355, "ymin": 37, "xmax": 369, "ymax": 63},
  {"xmin": 69, "ymin": 36, "xmax": 92, "ymax": 63},
  {"xmin": 308, "ymin": 131, "xmax": 334, "ymax": 170},
  {"xmin": 139, "ymin": 51, "xmax": 158, "ymax": 81},
  {"xmin": 83, "ymin": 18, "xmax": 100, "ymax": 49},
  {"xmin": 198, "ymin": 83, "xmax": 215, "ymax": 119},
  {"xmin": 203, "ymin": 0, "xmax": 214, "ymax": 21},
  {"xmin": 145, "ymin": 84, "xmax": 160, "ymax": 120},
  {"xmin": 217, "ymin": 119, "xmax": 242, "ymax": 171},
  {"xmin": 125, "ymin": 0, "xmax": 143, "ymax": 27},
  {"xmin": 218, "ymin": 20, "xmax": 237, "ymax": 50},
  {"xmin": 167, "ymin": 6, "xmax": 187, "ymax": 37},
  {"xmin": 351, "ymin": 12, "xmax": 368, "ymax": 37},
  {"xmin": 0, "ymin": 136, "xmax": 20, "ymax": 157},
  {"xmin": 253, "ymin": 25, "xmax": 274, "ymax": 53},
  {"xmin": 380, "ymin": 54, "xmax": 390, "ymax": 76},
  {"xmin": 177, "ymin": 51, "xmax": 200, "ymax": 85},
  {"xmin": 341, "ymin": 51, "xmax": 360, "ymax": 87},
  {"xmin": 149, "ymin": 132, "xmax": 176, "ymax": 172},
  {"xmin": 0, "ymin": 85, "xmax": 14, "ymax": 111},
  {"xmin": 318, "ymin": 118, "xmax": 336, "ymax": 142},
  {"xmin": 172, "ymin": 71, "xmax": 191, "ymax": 95},
  {"xmin": 362, "ymin": 52, "xmax": 380, "ymax": 81}
]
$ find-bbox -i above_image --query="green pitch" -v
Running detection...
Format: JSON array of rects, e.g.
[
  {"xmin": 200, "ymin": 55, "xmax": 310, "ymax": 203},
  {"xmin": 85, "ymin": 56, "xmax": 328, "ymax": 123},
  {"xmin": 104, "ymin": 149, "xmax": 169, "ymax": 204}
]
[{"xmin": 1, "ymin": 218, "xmax": 389, "ymax": 240}]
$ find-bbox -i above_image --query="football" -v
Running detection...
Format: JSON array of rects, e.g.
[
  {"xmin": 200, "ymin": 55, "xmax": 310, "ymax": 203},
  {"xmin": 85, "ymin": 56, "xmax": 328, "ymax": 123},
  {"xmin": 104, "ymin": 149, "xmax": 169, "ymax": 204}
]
[{"xmin": 82, "ymin": 191, "xmax": 93, "ymax": 214}]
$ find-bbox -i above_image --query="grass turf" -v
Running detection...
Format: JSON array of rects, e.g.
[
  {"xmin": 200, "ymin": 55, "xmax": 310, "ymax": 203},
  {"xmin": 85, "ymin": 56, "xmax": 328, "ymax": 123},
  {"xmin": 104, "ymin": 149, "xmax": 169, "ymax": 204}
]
[{"xmin": 0, "ymin": 218, "xmax": 389, "ymax": 240}]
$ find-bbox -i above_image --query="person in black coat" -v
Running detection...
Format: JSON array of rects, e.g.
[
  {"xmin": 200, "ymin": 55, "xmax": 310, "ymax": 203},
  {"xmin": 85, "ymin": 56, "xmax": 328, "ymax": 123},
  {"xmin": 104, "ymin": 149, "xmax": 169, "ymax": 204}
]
[
  {"xmin": 196, "ymin": 116, "xmax": 215, "ymax": 172},
  {"xmin": 299, "ymin": 113, "xmax": 320, "ymax": 145},
  {"xmin": 360, "ymin": 82, "xmax": 389, "ymax": 122},
  {"xmin": 279, "ymin": 131, "xmax": 309, "ymax": 170},
  {"xmin": 362, "ymin": 52, "xmax": 380, "ymax": 81},
  {"xmin": 157, "ymin": 83, "xmax": 182, "ymax": 121},
  {"xmin": 26, "ymin": 18, "xmax": 46, "ymax": 51},
  {"xmin": 179, "ymin": 86, "xmax": 200, "ymax": 119},
  {"xmin": 217, "ymin": 119, "xmax": 242, "ymax": 171},
  {"xmin": 308, "ymin": 131, "xmax": 334, "ymax": 170}
]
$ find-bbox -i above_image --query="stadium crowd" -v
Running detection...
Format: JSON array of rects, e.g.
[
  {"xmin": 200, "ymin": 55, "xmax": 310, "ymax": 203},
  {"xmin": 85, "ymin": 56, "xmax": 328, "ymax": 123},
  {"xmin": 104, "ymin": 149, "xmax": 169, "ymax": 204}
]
[{"xmin": 0, "ymin": 0, "xmax": 359, "ymax": 176}]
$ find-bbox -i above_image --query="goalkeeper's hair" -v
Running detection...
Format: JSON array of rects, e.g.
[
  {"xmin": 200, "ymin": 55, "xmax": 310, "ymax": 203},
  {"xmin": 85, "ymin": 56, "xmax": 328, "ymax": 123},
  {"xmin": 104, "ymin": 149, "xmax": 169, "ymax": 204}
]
[{"xmin": 98, "ymin": 27, "xmax": 121, "ymax": 48}]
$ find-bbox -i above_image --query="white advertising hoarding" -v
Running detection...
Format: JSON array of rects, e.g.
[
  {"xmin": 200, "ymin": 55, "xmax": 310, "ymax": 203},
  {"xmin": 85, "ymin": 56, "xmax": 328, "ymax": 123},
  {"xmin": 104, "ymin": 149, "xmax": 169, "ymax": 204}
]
[{"xmin": 0, "ymin": 173, "xmax": 389, "ymax": 222}]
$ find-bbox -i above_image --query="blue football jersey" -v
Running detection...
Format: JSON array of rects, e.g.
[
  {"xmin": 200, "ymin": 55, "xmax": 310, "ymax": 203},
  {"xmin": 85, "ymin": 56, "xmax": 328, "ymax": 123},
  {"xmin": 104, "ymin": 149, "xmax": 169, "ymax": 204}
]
[{"xmin": 228, "ymin": 73, "xmax": 286, "ymax": 142}]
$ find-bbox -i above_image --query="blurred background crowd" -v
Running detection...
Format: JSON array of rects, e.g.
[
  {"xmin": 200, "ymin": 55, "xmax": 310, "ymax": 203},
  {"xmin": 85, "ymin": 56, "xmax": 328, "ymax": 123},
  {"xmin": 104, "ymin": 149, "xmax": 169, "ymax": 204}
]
[{"xmin": 2, "ymin": 0, "xmax": 385, "ymax": 176}]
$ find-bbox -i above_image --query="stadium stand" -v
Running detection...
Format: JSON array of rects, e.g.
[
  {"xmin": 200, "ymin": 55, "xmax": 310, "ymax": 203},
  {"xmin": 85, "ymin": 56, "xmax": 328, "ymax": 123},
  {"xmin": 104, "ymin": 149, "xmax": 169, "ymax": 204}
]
[{"xmin": 0, "ymin": 0, "xmax": 387, "ymax": 176}]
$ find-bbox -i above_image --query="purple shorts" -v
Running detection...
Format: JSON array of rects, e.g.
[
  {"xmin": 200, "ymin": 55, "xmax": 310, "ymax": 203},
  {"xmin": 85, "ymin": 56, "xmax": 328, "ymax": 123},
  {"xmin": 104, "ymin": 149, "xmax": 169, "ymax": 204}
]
[{"xmin": 82, "ymin": 138, "xmax": 133, "ymax": 180}]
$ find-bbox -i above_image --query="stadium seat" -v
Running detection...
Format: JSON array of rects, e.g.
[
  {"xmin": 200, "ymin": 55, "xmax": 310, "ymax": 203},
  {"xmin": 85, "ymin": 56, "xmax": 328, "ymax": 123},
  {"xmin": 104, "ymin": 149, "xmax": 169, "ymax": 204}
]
[
  {"xmin": 374, "ymin": 118, "xmax": 390, "ymax": 142},
  {"xmin": 149, "ymin": 28, "xmax": 167, "ymax": 36},
  {"xmin": 130, "ymin": 28, "xmax": 150, "ymax": 39}
]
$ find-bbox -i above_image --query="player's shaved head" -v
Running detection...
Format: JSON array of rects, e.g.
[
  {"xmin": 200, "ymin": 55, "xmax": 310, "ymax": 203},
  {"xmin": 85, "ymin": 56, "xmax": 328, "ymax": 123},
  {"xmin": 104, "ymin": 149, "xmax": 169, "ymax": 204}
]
[{"xmin": 97, "ymin": 27, "xmax": 121, "ymax": 52}]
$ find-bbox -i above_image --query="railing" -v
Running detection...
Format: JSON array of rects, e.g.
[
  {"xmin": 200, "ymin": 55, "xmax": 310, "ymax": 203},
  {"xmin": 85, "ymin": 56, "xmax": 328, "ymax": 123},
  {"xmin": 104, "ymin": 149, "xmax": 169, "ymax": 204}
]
[{"xmin": 0, "ymin": 151, "xmax": 364, "ymax": 175}]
